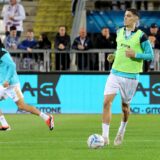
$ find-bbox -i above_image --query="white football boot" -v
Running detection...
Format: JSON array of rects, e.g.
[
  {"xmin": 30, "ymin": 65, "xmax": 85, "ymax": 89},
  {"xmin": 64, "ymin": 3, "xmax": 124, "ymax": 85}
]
[{"xmin": 114, "ymin": 132, "xmax": 124, "ymax": 146}]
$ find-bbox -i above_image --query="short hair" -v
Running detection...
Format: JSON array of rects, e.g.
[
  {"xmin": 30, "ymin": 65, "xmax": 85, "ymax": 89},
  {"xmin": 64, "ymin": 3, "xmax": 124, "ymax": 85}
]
[
  {"xmin": 59, "ymin": 25, "xmax": 66, "ymax": 29},
  {"xmin": 126, "ymin": 8, "xmax": 139, "ymax": 17},
  {"xmin": 10, "ymin": 26, "xmax": 16, "ymax": 31},
  {"xmin": 150, "ymin": 23, "xmax": 158, "ymax": 28},
  {"xmin": 27, "ymin": 28, "xmax": 34, "ymax": 33},
  {"xmin": 101, "ymin": 27, "xmax": 109, "ymax": 30}
]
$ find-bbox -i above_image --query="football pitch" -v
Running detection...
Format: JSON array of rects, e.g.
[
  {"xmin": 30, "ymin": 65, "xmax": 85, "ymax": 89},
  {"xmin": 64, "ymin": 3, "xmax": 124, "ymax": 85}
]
[{"xmin": 0, "ymin": 114, "xmax": 160, "ymax": 160}]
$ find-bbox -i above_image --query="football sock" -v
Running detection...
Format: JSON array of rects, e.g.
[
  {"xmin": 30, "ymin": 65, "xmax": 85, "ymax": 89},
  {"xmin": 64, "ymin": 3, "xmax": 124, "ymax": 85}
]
[
  {"xmin": 118, "ymin": 121, "xmax": 127, "ymax": 134},
  {"xmin": 102, "ymin": 123, "xmax": 110, "ymax": 138},
  {"xmin": 39, "ymin": 112, "xmax": 49, "ymax": 121},
  {"xmin": 0, "ymin": 115, "xmax": 9, "ymax": 127}
]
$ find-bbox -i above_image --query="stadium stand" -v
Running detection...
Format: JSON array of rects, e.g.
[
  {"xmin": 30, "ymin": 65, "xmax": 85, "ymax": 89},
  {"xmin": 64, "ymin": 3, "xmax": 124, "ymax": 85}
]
[
  {"xmin": 33, "ymin": 0, "xmax": 73, "ymax": 71},
  {"xmin": 87, "ymin": 11, "xmax": 160, "ymax": 34},
  {"xmin": 0, "ymin": 0, "xmax": 38, "ymax": 39},
  {"xmin": 34, "ymin": 0, "xmax": 73, "ymax": 37},
  {"xmin": 0, "ymin": 0, "xmax": 159, "ymax": 72}
]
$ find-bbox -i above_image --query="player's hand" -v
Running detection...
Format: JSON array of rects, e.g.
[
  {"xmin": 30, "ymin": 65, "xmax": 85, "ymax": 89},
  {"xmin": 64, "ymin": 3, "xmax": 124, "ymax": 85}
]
[
  {"xmin": 125, "ymin": 48, "xmax": 136, "ymax": 58},
  {"xmin": 3, "ymin": 81, "xmax": 9, "ymax": 88},
  {"xmin": 107, "ymin": 54, "xmax": 115, "ymax": 63}
]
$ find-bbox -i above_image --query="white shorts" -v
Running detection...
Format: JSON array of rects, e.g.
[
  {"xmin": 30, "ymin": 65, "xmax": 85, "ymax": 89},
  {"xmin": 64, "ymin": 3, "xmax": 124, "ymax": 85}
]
[
  {"xmin": 104, "ymin": 73, "xmax": 138, "ymax": 104},
  {"xmin": 0, "ymin": 83, "xmax": 23, "ymax": 102}
]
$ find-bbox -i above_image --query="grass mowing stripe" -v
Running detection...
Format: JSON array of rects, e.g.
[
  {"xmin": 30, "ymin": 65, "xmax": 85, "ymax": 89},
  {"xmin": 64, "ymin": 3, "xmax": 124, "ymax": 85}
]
[{"xmin": 0, "ymin": 114, "xmax": 159, "ymax": 160}]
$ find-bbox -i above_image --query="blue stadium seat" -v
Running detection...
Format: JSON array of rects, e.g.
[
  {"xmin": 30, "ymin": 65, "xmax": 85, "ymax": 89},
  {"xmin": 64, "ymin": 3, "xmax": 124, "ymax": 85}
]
[{"xmin": 87, "ymin": 11, "xmax": 160, "ymax": 33}]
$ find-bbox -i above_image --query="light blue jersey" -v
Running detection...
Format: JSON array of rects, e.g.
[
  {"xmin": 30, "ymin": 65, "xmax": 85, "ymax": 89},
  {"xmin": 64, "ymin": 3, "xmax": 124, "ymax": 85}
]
[{"xmin": 0, "ymin": 48, "xmax": 19, "ymax": 85}]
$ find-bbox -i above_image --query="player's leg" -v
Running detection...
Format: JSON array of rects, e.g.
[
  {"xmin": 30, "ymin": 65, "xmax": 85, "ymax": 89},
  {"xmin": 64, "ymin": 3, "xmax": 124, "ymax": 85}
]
[
  {"xmin": 5, "ymin": 84, "xmax": 54, "ymax": 130},
  {"xmin": 114, "ymin": 103, "xmax": 130, "ymax": 146},
  {"xmin": 0, "ymin": 109, "xmax": 11, "ymax": 131},
  {"xmin": 16, "ymin": 98, "xmax": 40, "ymax": 115},
  {"xmin": 114, "ymin": 77, "xmax": 138, "ymax": 146},
  {"xmin": 15, "ymin": 98, "xmax": 54, "ymax": 130},
  {"xmin": 102, "ymin": 74, "xmax": 119, "ymax": 145},
  {"xmin": 102, "ymin": 94, "xmax": 116, "ymax": 145},
  {"xmin": 0, "ymin": 86, "xmax": 11, "ymax": 131}
]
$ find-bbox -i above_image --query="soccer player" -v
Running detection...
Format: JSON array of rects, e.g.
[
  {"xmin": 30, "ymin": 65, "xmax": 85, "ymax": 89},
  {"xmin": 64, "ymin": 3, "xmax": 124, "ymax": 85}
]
[
  {"xmin": 102, "ymin": 8, "xmax": 153, "ymax": 146},
  {"xmin": 0, "ymin": 46, "xmax": 54, "ymax": 131}
]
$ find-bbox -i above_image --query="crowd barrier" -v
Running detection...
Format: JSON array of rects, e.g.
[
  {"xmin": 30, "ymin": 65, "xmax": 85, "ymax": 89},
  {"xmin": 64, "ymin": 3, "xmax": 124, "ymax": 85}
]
[
  {"xmin": 9, "ymin": 49, "xmax": 51, "ymax": 72},
  {"xmin": 8, "ymin": 49, "xmax": 160, "ymax": 72}
]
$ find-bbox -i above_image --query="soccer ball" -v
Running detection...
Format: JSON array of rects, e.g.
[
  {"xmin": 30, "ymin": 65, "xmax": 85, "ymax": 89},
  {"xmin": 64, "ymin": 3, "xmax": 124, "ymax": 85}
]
[{"xmin": 87, "ymin": 134, "xmax": 105, "ymax": 149}]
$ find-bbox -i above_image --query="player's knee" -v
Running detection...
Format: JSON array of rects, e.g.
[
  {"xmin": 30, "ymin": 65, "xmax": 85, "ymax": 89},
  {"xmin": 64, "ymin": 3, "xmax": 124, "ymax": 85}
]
[
  {"xmin": 18, "ymin": 104, "xmax": 25, "ymax": 110},
  {"xmin": 17, "ymin": 101, "xmax": 25, "ymax": 110},
  {"xmin": 122, "ymin": 103, "xmax": 130, "ymax": 114},
  {"xmin": 103, "ymin": 98, "xmax": 112, "ymax": 110}
]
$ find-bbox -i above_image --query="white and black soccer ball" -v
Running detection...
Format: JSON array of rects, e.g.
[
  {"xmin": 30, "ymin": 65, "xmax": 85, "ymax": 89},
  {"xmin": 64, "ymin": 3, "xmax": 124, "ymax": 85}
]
[{"xmin": 87, "ymin": 134, "xmax": 105, "ymax": 149}]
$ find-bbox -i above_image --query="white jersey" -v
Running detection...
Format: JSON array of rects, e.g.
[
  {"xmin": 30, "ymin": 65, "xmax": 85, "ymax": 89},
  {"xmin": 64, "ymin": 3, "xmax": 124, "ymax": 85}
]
[{"xmin": 1, "ymin": 3, "xmax": 26, "ymax": 32}]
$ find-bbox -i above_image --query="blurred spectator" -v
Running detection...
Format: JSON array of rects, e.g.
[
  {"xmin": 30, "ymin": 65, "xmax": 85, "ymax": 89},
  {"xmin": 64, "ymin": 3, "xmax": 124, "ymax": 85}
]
[
  {"xmin": 95, "ymin": 27, "xmax": 116, "ymax": 48},
  {"xmin": 18, "ymin": 29, "xmax": 37, "ymax": 70},
  {"xmin": 148, "ymin": 23, "xmax": 160, "ymax": 49},
  {"xmin": 4, "ymin": 25, "xmax": 19, "ymax": 70},
  {"xmin": 72, "ymin": 28, "xmax": 92, "ymax": 70},
  {"xmin": 146, "ymin": 23, "xmax": 160, "ymax": 71},
  {"xmin": 18, "ymin": 29, "xmax": 37, "ymax": 52},
  {"xmin": 136, "ymin": 1, "xmax": 148, "ymax": 10},
  {"xmin": 4, "ymin": 25, "xmax": 19, "ymax": 50},
  {"xmin": 95, "ymin": 27, "xmax": 116, "ymax": 70},
  {"xmin": 0, "ymin": 38, "xmax": 5, "ymax": 48},
  {"xmin": 37, "ymin": 33, "xmax": 51, "ymax": 49},
  {"xmin": 37, "ymin": 33, "xmax": 51, "ymax": 71},
  {"xmin": 1, "ymin": 0, "xmax": 26, "ymax": 37},
  {"xmin": 95, "ymin": 1, "xmax": 112, "ymax": 10},
  {"xmin": 54, "ymin": 25, "xmax": 70, "ymax": 70}
]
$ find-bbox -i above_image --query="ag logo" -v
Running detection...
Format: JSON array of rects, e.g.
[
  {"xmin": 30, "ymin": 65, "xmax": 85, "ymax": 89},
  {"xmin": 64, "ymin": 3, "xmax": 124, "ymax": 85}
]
[
  {"xmin": 38, "ymin": 75, "xmax": 60, "ymax": 104},
  {"xmin": 22, "ymin": 75, "xmax": 60, "ymax": 104},
  {"xmin": 136, "ymin": 75, "xmax": 160, "ymax": 104},
  {"xmin": 150, "ymin": 75, "xmax": 160, "ymax": 104},
  {"xmin": 40, "ymin": 83, "xmax": 54, "ymax": 97}
]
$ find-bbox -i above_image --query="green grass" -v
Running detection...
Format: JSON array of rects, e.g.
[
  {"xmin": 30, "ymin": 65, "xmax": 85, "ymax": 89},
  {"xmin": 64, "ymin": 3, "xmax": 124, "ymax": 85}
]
[{"xmin": 0, "ymin": 114, "xmax": 160, "ymax": 160}]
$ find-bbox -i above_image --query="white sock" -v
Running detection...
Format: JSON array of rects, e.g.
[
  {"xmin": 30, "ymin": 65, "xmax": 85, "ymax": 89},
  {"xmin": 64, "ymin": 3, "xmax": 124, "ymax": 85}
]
[
  {"xmin": 39, "ymin": 112, "xmax": 49, "ymax": 121},
  {"xmin": 0, "ymin": 115, "xmax": 9, "ymax": 127},
  {"xmin": 118, "ymin": 121, "xmax": 127, "ymax": 134},
  {"xmin": 102, "ymin": 123, "xmax": 110, "ymax": 138}
]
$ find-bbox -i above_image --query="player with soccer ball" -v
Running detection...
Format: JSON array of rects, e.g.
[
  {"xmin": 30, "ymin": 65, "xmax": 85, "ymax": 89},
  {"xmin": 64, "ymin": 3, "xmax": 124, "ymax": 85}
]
[{"xmin": 102, "ymin": 8, "xmax": 153, "ymax": 146}]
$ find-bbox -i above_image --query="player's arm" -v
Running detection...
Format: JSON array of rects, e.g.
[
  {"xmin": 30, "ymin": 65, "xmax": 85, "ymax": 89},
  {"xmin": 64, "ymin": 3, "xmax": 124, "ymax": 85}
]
[
  {"xmin": 134, "ymin": 34, "xmax": 154, "ymax": 60},
  {"xmin": 126, "ymin": 33, "xmax": 154, "ymax": 60},
  {"xmin": 0, "ymin": 49, "xmax": 16, "ymax": 85}
]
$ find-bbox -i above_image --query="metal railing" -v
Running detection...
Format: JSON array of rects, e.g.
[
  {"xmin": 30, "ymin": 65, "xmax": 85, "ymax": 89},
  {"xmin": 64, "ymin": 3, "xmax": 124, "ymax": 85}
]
[
  {"xmin": 8, "ymin": 49, "xmax": 160, "ymax": 72},
  {"xmin": 9, "ymin": 49, "xmax": 51, "ymax": 72},
  {"xmin": 54, "ymin": 49, "xmax": 115, "ymax": 71}
]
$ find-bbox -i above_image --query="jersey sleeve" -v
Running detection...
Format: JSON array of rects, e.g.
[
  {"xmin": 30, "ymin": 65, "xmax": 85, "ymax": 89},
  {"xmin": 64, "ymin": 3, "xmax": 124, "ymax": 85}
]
[
  {"xmin": 0, "ymin": 49, "xmax": 16, "ymax": 83},
  {"xmin": 135, "ymin": 33, "xmax": 154, "ymax": 60}
]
